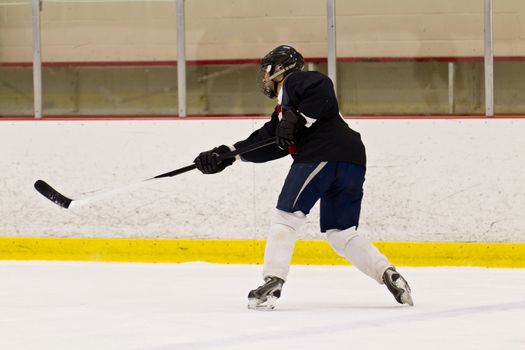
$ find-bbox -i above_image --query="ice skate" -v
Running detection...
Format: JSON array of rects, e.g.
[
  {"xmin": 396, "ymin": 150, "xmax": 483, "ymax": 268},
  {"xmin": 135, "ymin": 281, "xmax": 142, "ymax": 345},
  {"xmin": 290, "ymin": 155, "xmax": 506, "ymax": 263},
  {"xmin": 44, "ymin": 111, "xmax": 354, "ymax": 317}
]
[
  {"xmin": 383, "ymin": 267, "xmax": 414, "ymax": 306},
  {"xmin": 247, "ymin": 276, "xmax": 284, "ymax": 310}
]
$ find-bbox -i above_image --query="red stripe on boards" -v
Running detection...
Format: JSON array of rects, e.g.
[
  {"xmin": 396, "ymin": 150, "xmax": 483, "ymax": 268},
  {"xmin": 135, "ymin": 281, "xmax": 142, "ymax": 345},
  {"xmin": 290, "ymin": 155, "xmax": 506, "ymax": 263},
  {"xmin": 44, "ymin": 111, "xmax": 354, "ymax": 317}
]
[{"xmin": 1, "ymin": 115, "xmax": 525, "ymax": 121}]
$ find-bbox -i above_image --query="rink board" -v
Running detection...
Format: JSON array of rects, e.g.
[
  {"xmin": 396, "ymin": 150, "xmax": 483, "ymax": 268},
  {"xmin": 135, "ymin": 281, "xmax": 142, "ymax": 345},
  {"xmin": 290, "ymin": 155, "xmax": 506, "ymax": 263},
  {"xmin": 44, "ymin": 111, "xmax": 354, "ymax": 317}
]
[
  {"xmin": 0, "ymin": 237, "xmax": 524, "ymax": 267},
  {"xmin": 2, "ymin": 118, "xmax": 525, "ymax": 242}
]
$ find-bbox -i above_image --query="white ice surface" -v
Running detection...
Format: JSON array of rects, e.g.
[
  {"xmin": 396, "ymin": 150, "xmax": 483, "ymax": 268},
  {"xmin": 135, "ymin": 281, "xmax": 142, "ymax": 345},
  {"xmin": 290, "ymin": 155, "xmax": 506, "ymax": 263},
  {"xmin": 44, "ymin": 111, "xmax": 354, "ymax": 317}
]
[{"xmin": 1, "ymin": 262, "xmax": 524, "ymax": 350}]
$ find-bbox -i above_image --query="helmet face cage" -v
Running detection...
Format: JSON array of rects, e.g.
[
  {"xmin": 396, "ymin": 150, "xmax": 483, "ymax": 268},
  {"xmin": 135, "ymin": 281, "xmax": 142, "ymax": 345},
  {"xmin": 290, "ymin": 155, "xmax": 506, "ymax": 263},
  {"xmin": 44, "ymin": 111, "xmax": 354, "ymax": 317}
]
[
  {"xmin": 257, "ymin": 63, "xmax": 278, "ymax": 99},
  {"xmin": 257, "ymin": 45, "xmax": 304, "ymax": 98}
]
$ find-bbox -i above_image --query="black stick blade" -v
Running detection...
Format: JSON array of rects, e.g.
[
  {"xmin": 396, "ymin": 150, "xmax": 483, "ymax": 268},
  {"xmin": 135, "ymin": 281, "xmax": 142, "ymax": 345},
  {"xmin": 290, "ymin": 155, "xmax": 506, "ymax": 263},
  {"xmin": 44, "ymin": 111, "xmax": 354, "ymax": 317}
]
[{"xmin": 34, "ymin": 180, "xmax": 73, "ymax": 209}]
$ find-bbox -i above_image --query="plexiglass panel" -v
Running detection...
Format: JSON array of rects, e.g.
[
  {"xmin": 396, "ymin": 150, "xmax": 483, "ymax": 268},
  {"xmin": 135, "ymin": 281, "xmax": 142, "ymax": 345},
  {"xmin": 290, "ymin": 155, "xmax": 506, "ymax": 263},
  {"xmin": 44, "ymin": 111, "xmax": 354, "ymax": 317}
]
[
  {"xmin": 40, "ymin": 0, "xmax": 178, "ymax": 116},
  {"xmin": 493, "ymin": 1, "xmax": 525, "ymax": 114},
  {"xmin": 335, "ymin": 1, "xmax": 486, "ymax": 115},
  {"xmin": 2, "ymin": 0, "xmax": 525, "ymax": 117},
  {"xmin": 0, "ymin": 0, "xmax": 33, "ymax": 116}
]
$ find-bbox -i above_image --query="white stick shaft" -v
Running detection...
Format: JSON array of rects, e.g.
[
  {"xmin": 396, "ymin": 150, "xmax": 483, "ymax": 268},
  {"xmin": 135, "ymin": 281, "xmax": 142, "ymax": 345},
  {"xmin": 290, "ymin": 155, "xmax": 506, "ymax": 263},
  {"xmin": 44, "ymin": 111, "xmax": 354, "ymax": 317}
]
[{"xmin": 68, "ymin": 178, "xmax": 162, "ymax": 209}]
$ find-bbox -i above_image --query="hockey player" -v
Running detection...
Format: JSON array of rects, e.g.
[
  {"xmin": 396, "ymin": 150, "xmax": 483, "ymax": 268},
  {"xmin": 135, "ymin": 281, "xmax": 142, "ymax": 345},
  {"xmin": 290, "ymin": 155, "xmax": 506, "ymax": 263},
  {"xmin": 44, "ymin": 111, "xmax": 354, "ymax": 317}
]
[{"xmin": 194, "ymin": 45, "xmax": 413, "ymax": 310}]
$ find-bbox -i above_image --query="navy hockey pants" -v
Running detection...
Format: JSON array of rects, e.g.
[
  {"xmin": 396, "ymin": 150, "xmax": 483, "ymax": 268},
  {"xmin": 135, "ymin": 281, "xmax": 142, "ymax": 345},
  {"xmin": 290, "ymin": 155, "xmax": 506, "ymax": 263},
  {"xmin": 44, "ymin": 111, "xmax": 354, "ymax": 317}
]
[{"xmin": 276, "ymin": 161, "xmax": 365, "ymax": 232}]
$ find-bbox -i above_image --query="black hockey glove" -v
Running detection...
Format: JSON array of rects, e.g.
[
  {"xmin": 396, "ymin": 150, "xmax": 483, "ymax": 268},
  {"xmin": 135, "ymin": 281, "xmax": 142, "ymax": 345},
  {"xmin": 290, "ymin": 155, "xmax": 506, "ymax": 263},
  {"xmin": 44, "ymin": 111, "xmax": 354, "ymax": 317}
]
[
  {"xmin": 194, "ymin": 145, "xmax": 236, "ymax": 174},
  {"xmin": 275, "ymin": 110, "xmax": 306, "ymax": 150}
]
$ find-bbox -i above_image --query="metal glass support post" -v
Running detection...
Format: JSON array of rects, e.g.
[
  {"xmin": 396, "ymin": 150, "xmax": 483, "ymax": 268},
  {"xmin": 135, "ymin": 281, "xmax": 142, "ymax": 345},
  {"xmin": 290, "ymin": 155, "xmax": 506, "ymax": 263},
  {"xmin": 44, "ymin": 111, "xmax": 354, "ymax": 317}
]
[
  {"xmin": 31, "ymin": 0, "xmax": 42, "ymax": 118},
  {"xmin": 448, "ymin": 62, "xmax": 455, "ymax": 114},
  {"xmin": 484, "ymin": 0, "xmax": 494, "ymax": 116},
  {"xmin": 176, "ymin": 0, "xmax": 187, "ymax": 117},
  {"xmin": 326, "ymin": 0, "xmax": 337, "ymax": 94}
]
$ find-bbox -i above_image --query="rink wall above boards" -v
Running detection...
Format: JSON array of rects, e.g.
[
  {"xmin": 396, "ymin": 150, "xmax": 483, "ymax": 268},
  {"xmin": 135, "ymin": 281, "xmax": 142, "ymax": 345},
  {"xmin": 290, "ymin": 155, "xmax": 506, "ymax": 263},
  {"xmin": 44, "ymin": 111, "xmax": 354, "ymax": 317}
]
[
  {"xmin": 2, "ymin": 0, "xmax": 525, "ymax": 61},
  {"xmin": 1, "ymin": 116, "xmax": 524, "ymax": 266}
]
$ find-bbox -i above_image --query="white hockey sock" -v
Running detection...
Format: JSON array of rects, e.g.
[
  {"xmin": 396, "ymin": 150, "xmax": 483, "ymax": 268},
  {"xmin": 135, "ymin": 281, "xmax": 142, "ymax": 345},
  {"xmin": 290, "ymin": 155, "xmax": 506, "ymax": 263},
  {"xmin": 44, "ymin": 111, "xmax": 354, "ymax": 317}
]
[
  {"xmin": 326, "ymin": 228, "xmax": 391, "ymax": 284},
  {"xmin": 263, "ymin": 209, "xmax": 306, "ymax": 282}
]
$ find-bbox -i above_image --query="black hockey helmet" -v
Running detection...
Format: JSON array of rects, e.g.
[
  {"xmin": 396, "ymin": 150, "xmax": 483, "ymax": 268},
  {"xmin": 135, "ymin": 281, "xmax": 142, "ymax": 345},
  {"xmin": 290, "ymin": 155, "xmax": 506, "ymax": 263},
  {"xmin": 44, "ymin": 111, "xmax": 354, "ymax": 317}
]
[{"xmin": 257, "ymin": 45, "xmax": 304, "ymax": 98}]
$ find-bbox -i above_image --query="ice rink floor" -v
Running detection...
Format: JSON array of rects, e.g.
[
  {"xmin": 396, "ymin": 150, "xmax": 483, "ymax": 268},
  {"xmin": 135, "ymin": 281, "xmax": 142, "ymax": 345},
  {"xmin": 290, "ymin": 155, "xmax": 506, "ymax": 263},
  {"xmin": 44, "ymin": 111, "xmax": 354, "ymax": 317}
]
[{"xmin": 1, "ymin": 262, "xmax": 524, "ymax": 350}]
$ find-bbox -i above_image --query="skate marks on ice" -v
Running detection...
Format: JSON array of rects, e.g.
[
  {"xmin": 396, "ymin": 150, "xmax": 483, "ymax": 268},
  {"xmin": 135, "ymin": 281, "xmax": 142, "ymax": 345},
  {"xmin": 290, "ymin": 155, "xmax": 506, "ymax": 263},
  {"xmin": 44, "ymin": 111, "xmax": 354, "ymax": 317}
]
[
  {"xmin": 136, "ymin": 300, "xmax": 525, "ymax": 350},
  {"xmin": 2, "ymin": 262, "xmax": 524, "ymax": 350}
]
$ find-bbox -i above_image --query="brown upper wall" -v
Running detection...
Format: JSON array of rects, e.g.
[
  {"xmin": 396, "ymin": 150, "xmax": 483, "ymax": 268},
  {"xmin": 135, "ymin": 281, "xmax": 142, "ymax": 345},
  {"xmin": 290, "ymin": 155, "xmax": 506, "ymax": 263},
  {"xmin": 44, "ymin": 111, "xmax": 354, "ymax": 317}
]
[{"xmin": 1, "ymin": 0, "xmax": 525, "ymax": 62}]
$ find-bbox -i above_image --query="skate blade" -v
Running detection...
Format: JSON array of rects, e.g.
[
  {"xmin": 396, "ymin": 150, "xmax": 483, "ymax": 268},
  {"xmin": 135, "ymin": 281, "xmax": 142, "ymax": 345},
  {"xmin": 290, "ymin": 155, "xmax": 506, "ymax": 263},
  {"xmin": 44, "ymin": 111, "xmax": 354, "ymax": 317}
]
[
  {"xmin": 395, "ymin": 278, "xmax": 414, "ymax": 306},
  {"xmin": 401, "ymin": 291, "xmax": 414, "ymax": 306},
  {"xmin": 248, "ymin": 296, "xmax": 278, "ymax": 311}
]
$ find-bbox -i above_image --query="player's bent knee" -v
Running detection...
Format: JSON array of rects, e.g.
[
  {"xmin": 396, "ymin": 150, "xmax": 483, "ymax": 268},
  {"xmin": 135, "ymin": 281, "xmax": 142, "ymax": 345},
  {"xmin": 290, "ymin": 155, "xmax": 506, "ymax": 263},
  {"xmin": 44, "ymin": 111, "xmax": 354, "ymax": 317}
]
[
  {"xmin": 271, "ymin": 209, "xmax": 306, "ymax": 231},
  {"xmin": 326, "ymin": 228, "xmax": 359, "ymax": 256}
]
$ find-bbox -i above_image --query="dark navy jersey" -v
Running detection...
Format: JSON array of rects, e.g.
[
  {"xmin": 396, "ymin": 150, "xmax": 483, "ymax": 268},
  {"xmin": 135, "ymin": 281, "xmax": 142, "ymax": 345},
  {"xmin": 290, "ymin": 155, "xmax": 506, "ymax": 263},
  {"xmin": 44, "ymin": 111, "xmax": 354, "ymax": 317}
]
[{"xmin": 234, "ymin": 71, "xmax": 366, "ymax": 167}]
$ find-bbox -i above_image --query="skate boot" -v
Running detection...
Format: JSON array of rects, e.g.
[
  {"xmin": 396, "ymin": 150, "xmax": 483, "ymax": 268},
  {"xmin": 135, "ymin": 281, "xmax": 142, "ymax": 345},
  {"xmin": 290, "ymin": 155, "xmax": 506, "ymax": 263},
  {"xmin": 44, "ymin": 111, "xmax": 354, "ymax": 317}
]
[
  {"xmin": 383, "ymin": 267, "xmax": 414, "ymax": 306},
  {"xmin": 247, "ymin": 276, "xmax": 284, "ymax": 310}
]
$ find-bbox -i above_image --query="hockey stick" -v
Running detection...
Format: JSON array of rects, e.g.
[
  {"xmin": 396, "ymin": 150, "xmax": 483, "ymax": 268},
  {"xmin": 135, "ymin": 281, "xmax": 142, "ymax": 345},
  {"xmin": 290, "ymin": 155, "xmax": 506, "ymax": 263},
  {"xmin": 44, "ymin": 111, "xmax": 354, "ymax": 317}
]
[{"xmin": 34, "ymin": 137, "xmax": 276, "ymax": 209}]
